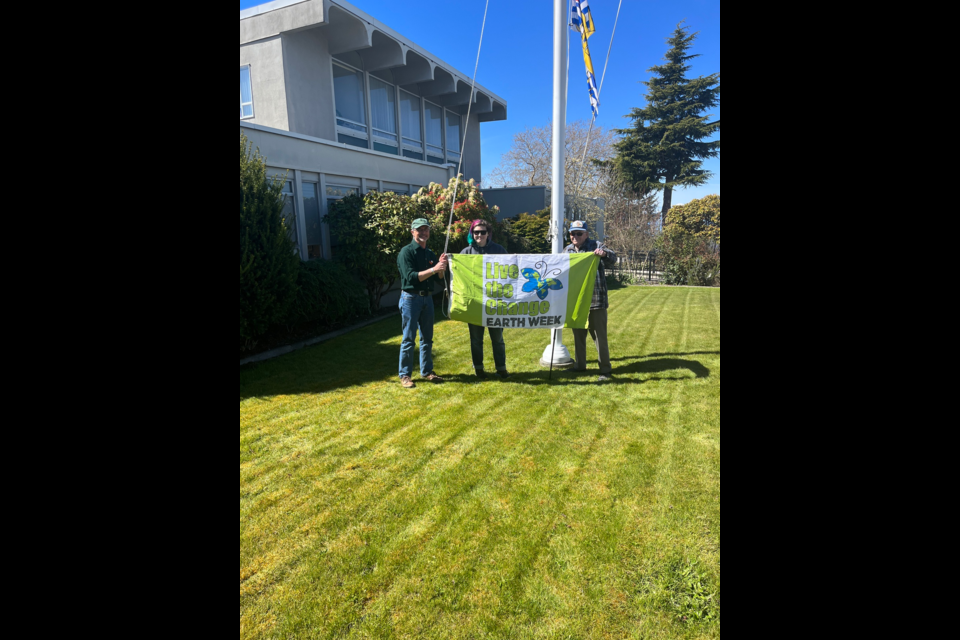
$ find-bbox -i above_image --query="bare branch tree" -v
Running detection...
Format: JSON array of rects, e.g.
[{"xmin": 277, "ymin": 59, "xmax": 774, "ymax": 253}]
[
  {"xmin": 484, "ymin": 121, "xmax": 617, "ymax": 199},
  {"xmin": 602, "ymin": 173, "xmax": 662, "ymax": 262}
]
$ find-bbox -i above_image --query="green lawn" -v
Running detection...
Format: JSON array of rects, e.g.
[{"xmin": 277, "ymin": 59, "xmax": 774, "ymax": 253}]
[{"xmin": 240, "ymin": 286, "xmax": 721, "ymax": 640}]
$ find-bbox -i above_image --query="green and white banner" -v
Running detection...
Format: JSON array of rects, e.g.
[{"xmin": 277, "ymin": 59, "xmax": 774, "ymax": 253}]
[{"xmin": 449, "ymin": 254, "xmax": 600, "ymax": 329}]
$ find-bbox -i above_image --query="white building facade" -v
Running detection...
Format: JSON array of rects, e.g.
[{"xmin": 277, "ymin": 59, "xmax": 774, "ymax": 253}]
[{"xmin": 240, "ymin": 0, "xmax": 508, "ymax": 261}]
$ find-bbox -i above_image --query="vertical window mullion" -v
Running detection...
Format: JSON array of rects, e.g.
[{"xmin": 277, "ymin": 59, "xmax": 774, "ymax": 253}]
[
  {"xmin": 364, "ymin": 72, "xmax": 374, "ymax": 150},
  {"xmin": 420, "ymin": 96, "xmax": 427, "ymax": 158}
]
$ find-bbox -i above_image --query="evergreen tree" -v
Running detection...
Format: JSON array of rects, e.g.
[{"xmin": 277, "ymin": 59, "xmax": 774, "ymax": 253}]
[
  {"xmin": 240, "ymin": 132, "xmax": 299, "ymax": 350},
  {"xmin": 612, "ymin": 23, "xmax": 721, "ymax": 225}
]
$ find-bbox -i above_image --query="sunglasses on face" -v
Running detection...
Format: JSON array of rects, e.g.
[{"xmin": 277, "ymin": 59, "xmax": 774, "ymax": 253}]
[
  {"xmin": 473, "ymin": 230, "xmax": 489, "ymax": 236},
  {"xmin": 570, "ymin": 232, "xmax": 586, "ymax": 237}
]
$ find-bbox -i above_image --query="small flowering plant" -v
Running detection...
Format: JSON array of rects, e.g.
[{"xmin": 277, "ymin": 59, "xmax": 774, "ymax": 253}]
[{"xmin": 412, "ymin": 176, "xmax": 501, "ymax": 255}]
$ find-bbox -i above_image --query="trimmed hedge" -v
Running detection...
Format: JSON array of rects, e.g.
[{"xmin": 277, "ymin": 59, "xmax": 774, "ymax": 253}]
[
  {"xmin": 287, "ymin": 260, "xmax": 370, "ymax": 328},
  {"xmin": 240, "ymin": 133, "xmax": 299, "ymax": 351}
]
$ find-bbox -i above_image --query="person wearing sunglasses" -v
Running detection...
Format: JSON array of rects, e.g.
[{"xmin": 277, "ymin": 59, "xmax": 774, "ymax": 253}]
[
  {"xmin": 460, "ymin": 219, "xmax": 510, "ymax": 380},
  {"xmin": 564, "ymin": 220, "xmax": 618, "ymax": 381}
]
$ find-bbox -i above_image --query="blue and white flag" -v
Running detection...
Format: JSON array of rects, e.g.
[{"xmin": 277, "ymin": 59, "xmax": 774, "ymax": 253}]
[
  {"xmin": 572, "ymin": 1, "xmax": 600, "ymax": 117},
  {"xmin": 571, "ymin": 0, "xmax": 596, "ymax": 39},
  {"xmin": 583, "ymin": 38, "xmax": 600, "ymax": 117}
]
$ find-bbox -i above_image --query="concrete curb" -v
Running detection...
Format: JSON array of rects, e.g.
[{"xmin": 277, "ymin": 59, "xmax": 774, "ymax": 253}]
[{"xmin": 240, "ymin": 311, "xmax": 400, "ymax": 367}]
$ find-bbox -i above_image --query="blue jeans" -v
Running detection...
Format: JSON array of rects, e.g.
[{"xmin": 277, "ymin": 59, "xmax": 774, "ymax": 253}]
[
  {"xmin": 469, "ymin": 325, "xmax": 507, "ymax": 372},
  {"xmin": 399, "ymin": 292, "xmax": 435, "ymax": 378}
]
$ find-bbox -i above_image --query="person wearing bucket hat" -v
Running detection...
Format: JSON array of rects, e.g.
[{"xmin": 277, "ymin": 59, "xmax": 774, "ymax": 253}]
[
  {"xmin": 396, "ymin": 218, "xmax": 449, "ymax": 389},
  {"xmin": 461, "ymin": 220, "xmax": 510, "ymax": 380},
  {"xmin": 564, "ymin": 220, "xmax": 618, "ymax": 381}
]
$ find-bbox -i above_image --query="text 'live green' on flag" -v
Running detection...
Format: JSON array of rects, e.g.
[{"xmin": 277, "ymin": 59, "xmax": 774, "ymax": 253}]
[{"xmin": 449, "ymin": 254, "xmax": 600, "ymax": 330}]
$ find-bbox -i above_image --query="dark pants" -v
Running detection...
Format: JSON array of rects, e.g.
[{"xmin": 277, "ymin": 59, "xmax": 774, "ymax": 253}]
[
  {"xmin": 469, "ymin": 324, "xmax": 507, "ymax": 372},
  {"xmin": 572, "ymin": 309, "xmax": 612, "ymax": 375}
]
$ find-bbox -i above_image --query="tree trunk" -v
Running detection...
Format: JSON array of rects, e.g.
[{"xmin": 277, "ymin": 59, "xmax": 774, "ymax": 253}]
[{"xmin": 661, "ymin": 187, "xmax": 674, "ymax": 228}]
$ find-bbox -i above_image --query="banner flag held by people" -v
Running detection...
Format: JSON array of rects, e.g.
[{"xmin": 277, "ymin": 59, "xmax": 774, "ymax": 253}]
[{"xmin": 449, "ymin": 254, "xmax": 600, "ymax": 330}]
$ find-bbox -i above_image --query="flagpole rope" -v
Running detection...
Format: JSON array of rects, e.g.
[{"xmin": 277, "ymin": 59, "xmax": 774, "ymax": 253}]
[
  {"xmin": 444, "ymin": 0, "xmax": 490, "ymax": 258},
  {"xmin": 443, "ymin": 0, "xmax": 490, "ymax": 319},
  {"xmin": 570, "ymin": 0, "xmax": 624, "ymax": 214}
]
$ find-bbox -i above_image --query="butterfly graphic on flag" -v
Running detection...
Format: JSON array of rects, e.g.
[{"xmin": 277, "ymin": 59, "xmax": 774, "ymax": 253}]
[{"xmin": 522, "ymin": 269, "xmax": 564, "ymax": 300}]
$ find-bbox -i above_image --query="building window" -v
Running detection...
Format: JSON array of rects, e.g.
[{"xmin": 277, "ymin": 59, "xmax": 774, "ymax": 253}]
[
  {"xmin": 327, "ymin": 185, "xmax": 360, "ymax": 259},
  {"xmin": 425, "ymin": 101, "xmax": 445, "ymax": 165},
  {"xmin": 333, "ymin": 63, "xmax": 368, "ymax": 148},
  {"xmin": 369, "ymin": 77, "xmax": 399, "ymax": 155},
  {"xmin": 240, "ymin": 66, "xmax": 254, "ymax": 119},
  {"xmin": 400, "ymin": 90, "xmax": 424, "ymax": 160},
  {"xmin": 330, "ymin": 62, "xmax": 468, "ymax": 166},
  {"xmin": 280, "ymin": 181, "xmax": 297, "ymax": 247},
  {"xmin": 446, "ymin": 111, "xmax": 462, "ymax": 165},
  {"xmin": 303, "ymin": 182, "xmax": 323, "ymax": 260}
]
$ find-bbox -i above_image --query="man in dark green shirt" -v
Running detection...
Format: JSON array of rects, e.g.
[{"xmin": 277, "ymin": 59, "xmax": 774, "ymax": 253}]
[{"xmin": 397, "ymin": 218, "xmax": 449, "ymax": 389}]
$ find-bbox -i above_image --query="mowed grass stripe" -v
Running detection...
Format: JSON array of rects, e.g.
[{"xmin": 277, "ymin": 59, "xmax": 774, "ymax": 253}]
[
  {"xmin": 271, "ymin": 407, "xmax": 585, "ymax": 637},
  {"xmin": 240, "ymin": 287, "xmax": 721, "ymax": 639}
]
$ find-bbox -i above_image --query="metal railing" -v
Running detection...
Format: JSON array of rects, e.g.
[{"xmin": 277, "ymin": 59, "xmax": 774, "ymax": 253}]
[{"xmin": 608, "ymin": 254, "xmax": 661, "ymax": 284}]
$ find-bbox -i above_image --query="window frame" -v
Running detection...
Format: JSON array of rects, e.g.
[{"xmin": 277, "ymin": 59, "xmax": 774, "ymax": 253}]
[
  {"xmin": 240, "ymin": 65, "xmax": 255, "ymax": 120},
  {"xmin": 424, "ymin": 99, "xmax": 446, "ymax": 164},
  {"xmin": 399, "ymin": 89, "xmax": 425, "ymax": 159},
  {"xmin": 279, "ymin": 179, "xmax": 298, "ymax": 248},
  {"xmin": 301, "ymin": 181, "xmax": 324, "ymax": 260},
  {"xmin": 332, "ymin": 60, "xmax": 370, "ymax": 145},
  {"xmin": 330, "ymin": 60, "xmax": 468, "ymax": 165},
  {"xmin": 445, "ymin": 109, "xmax": 462, "ymax": 165},
  {"xmin": 368, "ymin": 75, "xmax": 400, "ymax": 156}
]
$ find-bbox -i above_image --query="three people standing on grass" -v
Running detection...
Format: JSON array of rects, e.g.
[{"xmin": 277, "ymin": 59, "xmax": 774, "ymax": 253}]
[{"xmin": 397, "ymin": 217, "xmax": 614, "ymax": 387}]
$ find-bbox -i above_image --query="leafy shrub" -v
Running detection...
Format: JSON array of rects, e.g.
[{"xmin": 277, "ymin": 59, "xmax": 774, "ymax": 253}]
[
  {"xmin": 412, "ymin": 177, "xmax": 500, "ymax": 255},
  {"xmin": 286, "ymin": 260, "xmax": 369, "ymax": 329},
  {"xmin": 240, "ymin": 132, "xmax": 299, "ymax": 351},
  {"xmin": 324, "ymin": 192, "xmax": 416, "ymax": 311},
  {"xmin": 656, "ymin": 226, "xmax": 721, "ymax": 287},
  {"xmin": 506, "ymin": 208, "xmax": 552, "ymax": 254},
  {"xmin": 666, "ymin": 195, "xmax": 721, "ymax": 245}
]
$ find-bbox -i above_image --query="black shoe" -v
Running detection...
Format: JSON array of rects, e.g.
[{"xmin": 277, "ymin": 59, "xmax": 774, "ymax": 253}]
[
  {"xmin": 476, "ymin": 370, "xmax": 488, "ymax": 380},
  {"xmin": 497, "ymin": 370, "xmax": 511, "ymax": 380}
]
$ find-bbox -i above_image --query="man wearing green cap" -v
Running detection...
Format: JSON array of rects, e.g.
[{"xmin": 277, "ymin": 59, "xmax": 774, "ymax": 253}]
[{"xmin": 396, "ymin": 218, "xmax": 449, "ymax": 389}]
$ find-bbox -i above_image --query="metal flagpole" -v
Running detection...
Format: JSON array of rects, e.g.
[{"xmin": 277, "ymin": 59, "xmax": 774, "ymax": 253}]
[{"xmin": 541, "ymin": 0, "xmax": 575, "ymax": 372}]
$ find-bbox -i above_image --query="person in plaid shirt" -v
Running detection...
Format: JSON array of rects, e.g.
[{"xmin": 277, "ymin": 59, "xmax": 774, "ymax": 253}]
[{"xmin": 563, "ymin": 220, "xmax": 617, "ymax": 381}]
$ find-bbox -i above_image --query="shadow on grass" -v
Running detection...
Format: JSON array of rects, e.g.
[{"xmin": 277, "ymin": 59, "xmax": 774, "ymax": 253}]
[
  {"xmin": 241, "ymin": 311, "xmax": 720, "ymax": 399},
  {"xmin": 618, "ymin": 350, "xmax": 720, "ymax": 360},
  {"xmin": 455, "ymin": 358, "xmax": 712, "ymax": 387},
  {"xmin": 240, "ymin": 314, "xmax": 408, "ymax": 401}
]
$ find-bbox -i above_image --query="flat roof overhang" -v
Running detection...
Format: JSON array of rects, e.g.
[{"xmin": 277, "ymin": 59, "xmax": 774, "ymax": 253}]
[{"xmin": 241, "ymin": 0, "xmax": 508, "ymax": 122}]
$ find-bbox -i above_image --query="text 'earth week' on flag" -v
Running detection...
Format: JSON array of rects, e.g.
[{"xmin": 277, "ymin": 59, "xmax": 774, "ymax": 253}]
[{"xmin": 449, "ymin": 254, "xmax": 600, "ymax": 330}]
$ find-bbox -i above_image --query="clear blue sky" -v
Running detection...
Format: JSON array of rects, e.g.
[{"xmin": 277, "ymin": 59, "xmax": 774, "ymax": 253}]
[{"xmin": 239, "ymin": 0, "xmax": 721, "ymax": 206}]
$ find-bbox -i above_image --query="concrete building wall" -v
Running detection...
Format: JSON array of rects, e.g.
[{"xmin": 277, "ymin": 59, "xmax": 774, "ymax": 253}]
[
  {"xmin": 240, "ymin": 38, "xmax": 289, "ymax": 131},
  {"xmin": 242, "ymin": 123, "xmax": 455, "ymax": 186},
  {"xmin": 281, "ymin": 30, "xmax": 336, "ymax": 141},
  {"xmin": 240, "ymin": 0, "xmax": 324, "ymax": 45}
]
